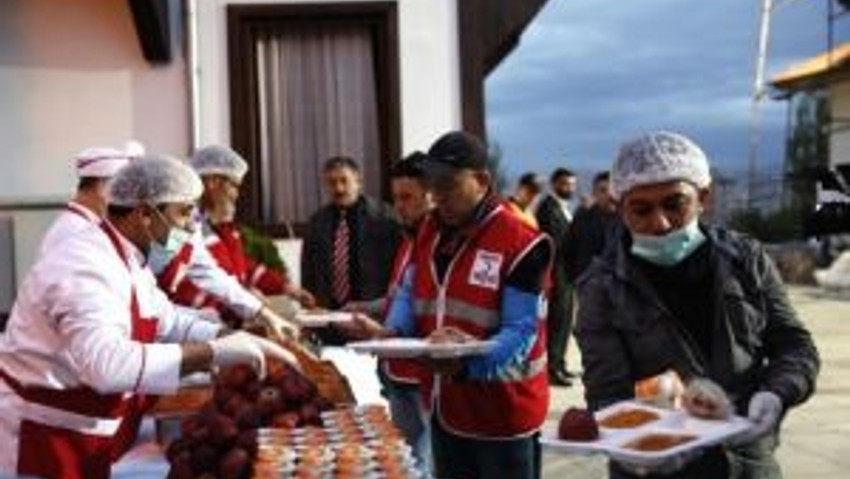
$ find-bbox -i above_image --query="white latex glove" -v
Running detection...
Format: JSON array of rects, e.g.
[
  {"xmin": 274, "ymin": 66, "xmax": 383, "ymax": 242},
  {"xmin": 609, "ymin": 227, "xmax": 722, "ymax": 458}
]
[
  {"xmin": 728, "ymin": 391, "xmax": 783, "ymax": 446},
  {"xmin": 209, "ymin": 331, "xmax": 299, "ymax": 378},
  {"xmin": 616, "ymin": 447, "xmax": 704, "ymax": 476}
]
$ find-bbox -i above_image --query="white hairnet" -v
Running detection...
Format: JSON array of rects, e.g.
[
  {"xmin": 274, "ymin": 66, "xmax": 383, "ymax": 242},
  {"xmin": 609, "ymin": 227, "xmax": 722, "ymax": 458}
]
[
  {"xmin": 611, "ymin": 131, "xmax": 711, "ymax": 198},
  {"xmin": 74, "ymin": 140, "xmax": 145, "ymax": 178},
  {"xmin": 190, "ymin": 145, "xmax": 249, "ymax": 182},
  {"xmin": 107, "ymin": 155, "xmax": 203, "ymax": 207}
]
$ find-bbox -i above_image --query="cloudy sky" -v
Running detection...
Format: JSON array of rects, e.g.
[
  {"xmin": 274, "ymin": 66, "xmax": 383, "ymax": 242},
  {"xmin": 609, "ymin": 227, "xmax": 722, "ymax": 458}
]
[{"xmin": 486, "ymin": 0, "xmax": 850, "ymax": 187}]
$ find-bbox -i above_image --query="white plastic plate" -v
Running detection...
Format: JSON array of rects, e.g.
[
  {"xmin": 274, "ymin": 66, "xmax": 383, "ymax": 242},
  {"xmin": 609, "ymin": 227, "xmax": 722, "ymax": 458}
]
[
  {"xmin": 347, "ymin": 338, "xmax": 496, "ymax": 359},
  {"xmin": 294, "ymin": 311, "xmax": 354, "ymax": 327},
  {"xmin": 541, "ymin": 400, "xmax": 753, "ymax": 468}
]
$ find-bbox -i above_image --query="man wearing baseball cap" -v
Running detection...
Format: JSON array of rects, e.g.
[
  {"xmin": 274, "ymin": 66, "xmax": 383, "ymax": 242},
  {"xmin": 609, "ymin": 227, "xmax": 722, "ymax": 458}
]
[
  {"xmin": 39, "ymin": 141, "xmax": 145, "ymax": 253},
  {"xmin": 575, "ymin": 131, "xmax": 819, "ymax": 478},
  {"xmin": 339, "ymin": 131, "xmax": 553, "ymax": 479}
]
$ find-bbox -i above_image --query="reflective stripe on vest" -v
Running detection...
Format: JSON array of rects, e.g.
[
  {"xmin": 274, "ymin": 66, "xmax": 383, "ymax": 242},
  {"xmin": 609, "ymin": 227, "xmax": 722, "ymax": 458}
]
[
  {"xmin": 494, "ymin": 352, "xmax": 548, "ymax": 383},
  {"xmin": 413, "ymin": 298, "xmax": 499, "ymax": 330}
]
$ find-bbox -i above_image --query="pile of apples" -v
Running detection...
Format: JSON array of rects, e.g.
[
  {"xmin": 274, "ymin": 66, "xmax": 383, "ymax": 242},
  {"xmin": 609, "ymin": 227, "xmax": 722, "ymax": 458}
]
[{"xmin": 166, "ymin": 359, "xmax": 333, "ymax": 479}]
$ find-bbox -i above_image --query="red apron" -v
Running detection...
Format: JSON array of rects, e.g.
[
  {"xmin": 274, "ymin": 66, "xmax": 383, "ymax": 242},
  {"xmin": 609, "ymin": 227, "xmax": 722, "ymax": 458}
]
[{"xmin": 0, "ymin": 221, "xmax": 159, "ymax": 479}]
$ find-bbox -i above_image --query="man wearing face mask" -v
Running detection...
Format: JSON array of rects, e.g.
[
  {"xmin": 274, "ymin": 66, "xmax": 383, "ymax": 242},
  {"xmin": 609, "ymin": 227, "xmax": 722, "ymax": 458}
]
[
  {"xmin": 534, "ymin": 167, "xmax": 578, "ymax": 386},
  {"xmin": 151, "ymin": 145, "xmax": 311, "ymax": 333},
  {"xmin": 575, "ymin": 132, "xmax": 819, "ymax": 478},
  {"xmin": 0, "ymin": 156, "xmax": 298, "ymax": 479}
]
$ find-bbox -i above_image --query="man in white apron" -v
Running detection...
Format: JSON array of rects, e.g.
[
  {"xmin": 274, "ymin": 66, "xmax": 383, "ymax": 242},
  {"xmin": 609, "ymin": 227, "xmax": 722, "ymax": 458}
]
[{"xmin": 0, "ymin": 155, "xmax": 297, "ymax": 479}]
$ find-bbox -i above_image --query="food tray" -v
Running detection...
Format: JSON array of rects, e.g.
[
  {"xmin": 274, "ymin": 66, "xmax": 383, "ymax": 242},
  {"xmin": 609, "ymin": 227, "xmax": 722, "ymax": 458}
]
[
  {"xmin": 294, "ymin": 311, "xmax": 354, "ymax": 327},
  {"xmin": 348, "ymin": 338, "xmax": 496, "ymax": 359},
  {"xmin": 541, "ymin": 400, "xmax": 752, "ymax": 467}
]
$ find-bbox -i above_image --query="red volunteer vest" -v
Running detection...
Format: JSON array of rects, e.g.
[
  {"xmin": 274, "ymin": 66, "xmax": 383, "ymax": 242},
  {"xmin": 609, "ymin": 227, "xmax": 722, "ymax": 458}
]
[
  {"xmin": 0, "ymin": 221, "xmax": 158, "ymax": 479},
  {"xmin": 382, "ymin": 237, "xmax": 423, "ymax": 385},
  {"xmin": 413, "ymin": 204, "xmax": 550, "ymax": 439}
]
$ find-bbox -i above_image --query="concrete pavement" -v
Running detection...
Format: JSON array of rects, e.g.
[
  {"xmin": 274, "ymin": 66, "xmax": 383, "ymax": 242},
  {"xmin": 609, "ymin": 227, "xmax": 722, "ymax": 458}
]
[{"xmin": 542, "ymin": 286, "xmax": 850, "ymax": 479}]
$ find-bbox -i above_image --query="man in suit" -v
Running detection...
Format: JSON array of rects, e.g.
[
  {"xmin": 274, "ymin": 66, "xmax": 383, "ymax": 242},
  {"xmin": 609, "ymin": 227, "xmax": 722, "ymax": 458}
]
[
  {"xmin": 301, "ymin": 156, "xmax": 403, "ymax": 344},
  {"xmin": 534, "ymin": 167, "xmax": 577, "ymax": 386}
]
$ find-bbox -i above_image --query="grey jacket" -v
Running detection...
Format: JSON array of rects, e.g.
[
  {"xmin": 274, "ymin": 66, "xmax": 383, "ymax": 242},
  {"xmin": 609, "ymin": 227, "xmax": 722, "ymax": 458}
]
[
  {"xmin": 576, "ymin": 225, "xmax": 819, "ymax": 416},
  {"xmin": 575, "ymin": 226, "xmax": 819, "ymax": 478}
]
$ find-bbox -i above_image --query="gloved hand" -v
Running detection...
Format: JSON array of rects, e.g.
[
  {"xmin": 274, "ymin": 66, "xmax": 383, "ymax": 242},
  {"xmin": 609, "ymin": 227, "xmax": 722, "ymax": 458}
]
[
  {"xmin": 728, "ymin": 391, "xmax": 783, "ymax": 446},
  {"xmin": 209, "ymin": 331, "xmax": 300, "ymax": 378},
  {"xmin": 616, "ymin": 447, "xmax": 704, "ymax": 476}
]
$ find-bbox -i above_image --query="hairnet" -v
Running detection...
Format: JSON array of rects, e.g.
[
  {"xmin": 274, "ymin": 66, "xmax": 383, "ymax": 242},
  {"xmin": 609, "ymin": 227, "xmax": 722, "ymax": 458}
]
[
  {"xmin": 611, "ymin": 131, "xmax": 711, "ymax": 198},
  {"xmin": 189, "ymin": 145, "xmax": 249, "ymax": 182},
  {"xmin": 107, "ymin": 155, "xmax": 203, "ymax": 207},
  {"xmin": 74, "ymin": 140, "xmax": 145, "ymax": 178}
]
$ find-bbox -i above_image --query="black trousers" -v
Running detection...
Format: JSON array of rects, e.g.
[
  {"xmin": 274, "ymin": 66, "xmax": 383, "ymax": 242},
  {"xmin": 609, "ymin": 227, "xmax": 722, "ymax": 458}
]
[
  {"xmin": 546, "ymin": 267, "xmax": 574, "ymax": 373},
  {"xmin": 431, "ymin": 416, "xmax": 541, "ymax": 479}
]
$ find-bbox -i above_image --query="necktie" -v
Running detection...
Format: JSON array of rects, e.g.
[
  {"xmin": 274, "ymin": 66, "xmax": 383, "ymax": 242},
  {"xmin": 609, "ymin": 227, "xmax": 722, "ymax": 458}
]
[{"xmin": 332, "ymin": 211, "xmax": 351, "ymax": 305}]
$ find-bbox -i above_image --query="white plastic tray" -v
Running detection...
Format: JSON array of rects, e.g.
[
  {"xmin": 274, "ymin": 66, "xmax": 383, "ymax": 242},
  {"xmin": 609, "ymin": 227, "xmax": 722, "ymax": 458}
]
[
  {"xmin": 294, "ymin": 311, "xmax": 354, "ymax": 327},
  {"xmin": 541, "ymin": 400, "xmax": 752, "ymax": 468},
  {"xmin": 347, "ymin": 338, "xmax": 496, "ymax": 358}
]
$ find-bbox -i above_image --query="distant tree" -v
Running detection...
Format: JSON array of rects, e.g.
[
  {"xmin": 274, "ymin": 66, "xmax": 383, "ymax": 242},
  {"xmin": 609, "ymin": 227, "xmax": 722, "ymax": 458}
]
[
  {"xmin": 487, "ymin": 141, "xmax": 510, "ymax": 194},
  {"xmin": 784, "ymin": 90, "xmax": 830, "ymax": 213},
  {"xmin": 729, "ymin": 90, "xmax": 829, "ymax": 243}
]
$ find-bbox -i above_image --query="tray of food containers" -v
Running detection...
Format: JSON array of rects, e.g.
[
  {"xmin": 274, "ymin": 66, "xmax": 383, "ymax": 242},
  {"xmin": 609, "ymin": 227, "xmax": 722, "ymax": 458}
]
[
  {"xmin": 542, "ymin": 400, "xmax": 752, "ymax": 468},
  {"xmin": 348, "ymin": 327, "xmax": 495, "ymax": 359}
]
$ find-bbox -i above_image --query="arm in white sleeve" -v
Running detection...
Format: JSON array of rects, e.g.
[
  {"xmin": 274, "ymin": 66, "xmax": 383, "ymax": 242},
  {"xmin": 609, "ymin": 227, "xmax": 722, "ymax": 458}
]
[
  {"xmin": 150, "ymin": 276, "xmax": 222, "ymax": 344},
  {"xmin": 185, "ymin": 231, "xmax": 263, "ymax": 319},
  {"xmin": 50, "ymin": 263, "xmax": 184, "ymax": 395}
]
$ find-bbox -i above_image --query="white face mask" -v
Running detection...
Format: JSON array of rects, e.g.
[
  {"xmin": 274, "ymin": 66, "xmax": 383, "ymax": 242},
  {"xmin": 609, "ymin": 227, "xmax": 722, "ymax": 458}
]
[
  {"xmin": 147, "ymin": 208, "xmax": 193, "ymax": 274},
  {"xmin": 630, "ymin": 219, "xmax": 706, "ymax": 267}
]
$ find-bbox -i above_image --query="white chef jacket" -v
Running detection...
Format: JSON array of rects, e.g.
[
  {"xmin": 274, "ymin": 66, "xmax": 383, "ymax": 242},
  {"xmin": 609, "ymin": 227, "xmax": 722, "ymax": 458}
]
[
  {"xmin": 176, "ymin": 220, "xmax": 264, "ymax": 319},
  {"xmin": 0, "ymin": 219, "xmax": 220, "ymax": 471},
  {"xmin": 38, "ymin": 201, "xmax": 100, "ymax": 254}
]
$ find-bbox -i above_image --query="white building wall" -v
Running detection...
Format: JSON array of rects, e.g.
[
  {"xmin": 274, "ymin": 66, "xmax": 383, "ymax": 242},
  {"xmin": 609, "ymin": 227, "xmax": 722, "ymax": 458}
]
[
  {"xmin": 830, "ymin": 80, "xmax": 850, "ymax": 167},
  {"xmin": 193, "ymin": 0, "xmax": 462, "ymax": 154}
]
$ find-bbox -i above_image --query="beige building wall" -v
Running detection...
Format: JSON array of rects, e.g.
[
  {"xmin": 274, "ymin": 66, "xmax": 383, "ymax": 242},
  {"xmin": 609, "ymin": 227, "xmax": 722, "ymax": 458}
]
[
  {"xmin": 0, "ymin": 0, "xmax": 190, "ymax": 311},
  {"xmin": 0, "ymin": 0, "xmax": 190, "ymax": 201}
]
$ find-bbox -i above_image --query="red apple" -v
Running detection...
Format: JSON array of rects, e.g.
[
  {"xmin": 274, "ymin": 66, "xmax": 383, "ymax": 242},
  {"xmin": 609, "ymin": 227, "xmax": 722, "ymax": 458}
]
[
  {"xmin": 218, "ymin": 447, "xmax": 250, "ymax": 479},
  {"xmin": 208, "ymin": 414, "xmax": 238, "ymax": 447},
  {"xmin": 190, "ymin": 444, "xmax": 219, "ymax": 474}
]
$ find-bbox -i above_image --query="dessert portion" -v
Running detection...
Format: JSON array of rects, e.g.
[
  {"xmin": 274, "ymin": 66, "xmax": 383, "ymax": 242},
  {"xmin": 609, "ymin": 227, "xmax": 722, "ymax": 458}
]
[
  {"xmin": 622, "ymin": 433, "xmax": 697, "ymax": 452},
  {"xmin": 682, "ymin": 378, "xmax": 731, "ymax": 420},
  {"xmin": 426, "ymin": 326, "xmax": 477, "ymax": 344},
  {"xmin": 634, "ymin": 370, "xmax": 684, "ymax": 408},
  {"xmin": 558, "ymin": 407, "xmax": 600, "ymax": 442},
  {"xmin": 598, "ymin": 408, "xmax": 661, "ymax": 429}
]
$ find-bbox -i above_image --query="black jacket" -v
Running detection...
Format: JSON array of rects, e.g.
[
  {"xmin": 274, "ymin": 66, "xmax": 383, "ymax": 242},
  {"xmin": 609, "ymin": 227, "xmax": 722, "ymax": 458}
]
[
  {"xmin": 535, "ymin": 194, "xmax": 571, "ymax": 245},
  {"xmin": 301, "ymin": 195, "xmax": 402, "ymax": 310},
  {"xmin": 561, "ymin": 205, "xmax": 621, "ymax": 282}
]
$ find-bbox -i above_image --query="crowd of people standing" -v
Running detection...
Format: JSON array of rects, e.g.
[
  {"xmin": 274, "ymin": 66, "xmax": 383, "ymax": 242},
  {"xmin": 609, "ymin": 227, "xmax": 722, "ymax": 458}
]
[{"xmin": 0, "ymin": 128, "xmax": 820, "ymax": 479}]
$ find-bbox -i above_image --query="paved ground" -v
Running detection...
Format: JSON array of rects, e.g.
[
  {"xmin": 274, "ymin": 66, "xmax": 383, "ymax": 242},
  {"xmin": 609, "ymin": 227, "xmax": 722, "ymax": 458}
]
[{"xmin": 542, "ymin": 286, "xmax": 850, "ymax": 479}]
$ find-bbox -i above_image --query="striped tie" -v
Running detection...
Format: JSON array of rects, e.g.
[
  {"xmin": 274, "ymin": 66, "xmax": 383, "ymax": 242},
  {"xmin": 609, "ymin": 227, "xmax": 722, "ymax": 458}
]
[{"xmin": 332, "ymin": 212, "xmax": 351, "ymax": 305}]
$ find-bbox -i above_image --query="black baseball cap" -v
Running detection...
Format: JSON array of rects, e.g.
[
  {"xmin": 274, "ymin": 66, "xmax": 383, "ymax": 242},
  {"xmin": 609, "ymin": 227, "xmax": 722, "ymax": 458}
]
[{"xmin": 423, "ymin": 131, "xmax": 489, "ymax": 178}]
